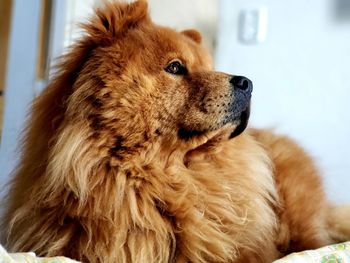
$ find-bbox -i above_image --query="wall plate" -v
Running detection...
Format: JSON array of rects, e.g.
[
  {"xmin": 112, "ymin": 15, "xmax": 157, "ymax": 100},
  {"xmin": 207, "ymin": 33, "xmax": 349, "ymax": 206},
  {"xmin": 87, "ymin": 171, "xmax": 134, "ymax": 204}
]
[{"xmin": 239, "ymin": 7, "xmax": 268, "ymax": 44}]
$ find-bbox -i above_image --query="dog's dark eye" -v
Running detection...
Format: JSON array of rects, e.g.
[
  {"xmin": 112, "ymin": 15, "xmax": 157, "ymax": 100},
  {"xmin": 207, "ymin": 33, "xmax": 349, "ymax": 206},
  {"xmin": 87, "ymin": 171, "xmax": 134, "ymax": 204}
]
[{"xmin": 165, "ymin": 61, "xmax": 187, "ymax": 75}]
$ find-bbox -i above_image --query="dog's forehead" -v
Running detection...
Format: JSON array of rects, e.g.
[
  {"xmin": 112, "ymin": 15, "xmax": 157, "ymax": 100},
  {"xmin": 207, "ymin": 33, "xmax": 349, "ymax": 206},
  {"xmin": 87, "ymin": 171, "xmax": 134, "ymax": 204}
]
[
  {"xmin": 142, "ymin": 26, "xmax": 212, "ymax": 68},
  {"xmin": 118, "ymin": 24, "xmax": 212, "ymax": 72}
]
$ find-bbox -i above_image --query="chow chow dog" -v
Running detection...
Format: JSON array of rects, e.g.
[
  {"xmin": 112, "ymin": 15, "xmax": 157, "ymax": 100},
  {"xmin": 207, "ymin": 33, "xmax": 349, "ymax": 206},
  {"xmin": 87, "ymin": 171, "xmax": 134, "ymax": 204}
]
[{"xmin": 2, "ymin": 1, "xmax": 349, "ymax": 262}]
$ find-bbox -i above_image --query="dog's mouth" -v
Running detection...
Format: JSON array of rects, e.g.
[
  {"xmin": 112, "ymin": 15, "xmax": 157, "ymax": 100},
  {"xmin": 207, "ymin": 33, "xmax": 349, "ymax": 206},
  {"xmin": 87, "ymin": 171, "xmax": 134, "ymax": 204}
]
[
  {"xmin": 217, "ymin": 99, "xmax": 251, "ymax": 139},
  {"xmin": 229, "ymin": 104, "xmax": 251, "ymax": 139},
  {"xmin": 178, "ymin": 103, "xmax": 251, "ymax": 141}
]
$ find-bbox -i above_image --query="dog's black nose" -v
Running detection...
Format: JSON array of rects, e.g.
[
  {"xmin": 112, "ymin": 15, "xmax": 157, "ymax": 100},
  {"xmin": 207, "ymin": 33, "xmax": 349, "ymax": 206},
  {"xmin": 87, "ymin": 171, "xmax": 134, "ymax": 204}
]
[{"xmin": 230, "ymin": 76, "xmax": 253, "ymax": 92}]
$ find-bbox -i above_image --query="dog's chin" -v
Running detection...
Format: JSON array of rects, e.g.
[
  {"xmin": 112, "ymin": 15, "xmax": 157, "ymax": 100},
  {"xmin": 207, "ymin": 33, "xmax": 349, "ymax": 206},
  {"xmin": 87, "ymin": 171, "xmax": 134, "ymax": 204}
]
[{"xmin": 229, "ymin": 106, "xmax": 250, "ymax": 139}]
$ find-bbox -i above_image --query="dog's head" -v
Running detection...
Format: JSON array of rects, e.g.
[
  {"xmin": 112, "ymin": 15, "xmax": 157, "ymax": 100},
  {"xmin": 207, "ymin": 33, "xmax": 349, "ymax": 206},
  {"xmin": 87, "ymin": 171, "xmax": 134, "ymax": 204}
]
[{"xmin": 55, "ymin": 0, "xmax": 252, "ymax": 160}]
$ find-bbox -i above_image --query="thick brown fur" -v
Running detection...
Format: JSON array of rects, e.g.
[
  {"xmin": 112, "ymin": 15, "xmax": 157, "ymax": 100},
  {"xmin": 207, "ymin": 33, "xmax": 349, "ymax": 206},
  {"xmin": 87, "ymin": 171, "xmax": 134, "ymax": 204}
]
[{"xmin": 1, "ymin": 1, "xmax": 350, "ymax": 262}]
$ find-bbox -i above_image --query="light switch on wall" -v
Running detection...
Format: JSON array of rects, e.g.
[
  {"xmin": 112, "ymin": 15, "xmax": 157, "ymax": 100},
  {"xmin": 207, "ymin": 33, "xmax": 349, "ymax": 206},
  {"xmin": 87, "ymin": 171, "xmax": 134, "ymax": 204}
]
[{"xmin": 239, "ymin": 7, "xmax": 268, "ymax": 44}]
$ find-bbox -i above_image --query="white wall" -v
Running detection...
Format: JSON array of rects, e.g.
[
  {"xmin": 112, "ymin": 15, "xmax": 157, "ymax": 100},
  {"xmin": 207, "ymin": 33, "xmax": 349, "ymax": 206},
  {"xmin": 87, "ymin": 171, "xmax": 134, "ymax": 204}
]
[
  {"xmin": 216, "ymin": 0, "xmax": 350, "ymax": 203},
  {"xmin": 0, "ymin": 0, "xmax": 67, "ymax": 188},
  {"xmin": 0, "ymin": 0, "xmax": 41, "ymax": 194}
]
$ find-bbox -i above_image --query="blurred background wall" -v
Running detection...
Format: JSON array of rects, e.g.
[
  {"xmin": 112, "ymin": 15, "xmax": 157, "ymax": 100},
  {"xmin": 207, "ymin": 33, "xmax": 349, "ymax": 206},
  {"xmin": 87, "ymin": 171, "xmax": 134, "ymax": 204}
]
[
  {"xmin": 0, "ymin": 0, "xmax": 349, "ymax": 203},
  {"xmin": 216, "ymin": 0, "xmax": 350, "ymax": 203}
]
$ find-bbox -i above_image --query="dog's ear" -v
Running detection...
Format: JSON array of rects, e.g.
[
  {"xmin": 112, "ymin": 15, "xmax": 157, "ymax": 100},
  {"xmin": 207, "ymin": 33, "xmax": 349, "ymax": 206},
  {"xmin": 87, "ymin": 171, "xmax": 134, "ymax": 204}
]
[
  {"xmin": 83, "ymin": 0, "xmax": 150, "ymax": 44},
  {"xmin": 181, "ymin": 29, "xmax": 202, "ymax": 44}
]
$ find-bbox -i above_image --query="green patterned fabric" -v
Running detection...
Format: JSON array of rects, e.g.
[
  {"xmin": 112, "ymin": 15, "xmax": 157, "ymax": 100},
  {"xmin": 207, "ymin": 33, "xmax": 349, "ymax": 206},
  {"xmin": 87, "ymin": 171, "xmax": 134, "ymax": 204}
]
[
  {"xmin": 274, "ymin": 242, "xmax": 350, "ymax": 263},
  {"xmin": 0, "ymin": 244, "xmax": 80, "ymax": 263},
  {"xmin": 1, "ymin": 242, "xmax": 350, "ymax": 262}
]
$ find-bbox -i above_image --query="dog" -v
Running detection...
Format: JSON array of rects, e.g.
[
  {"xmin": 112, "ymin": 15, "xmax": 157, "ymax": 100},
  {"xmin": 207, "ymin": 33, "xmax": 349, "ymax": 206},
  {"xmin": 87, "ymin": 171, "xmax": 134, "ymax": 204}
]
[{"xmin": 2, "ymin": 1, "xmax": 350, "ymax": 262}]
